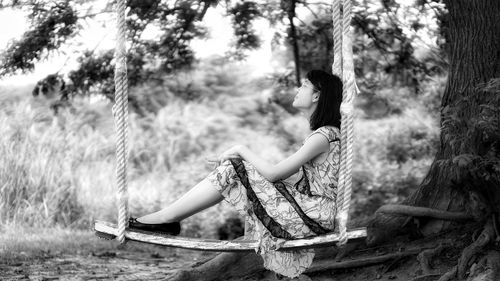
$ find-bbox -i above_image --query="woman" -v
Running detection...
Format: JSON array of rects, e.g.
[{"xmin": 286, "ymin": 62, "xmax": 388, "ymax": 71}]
[{"xmin": 129, "ymin": 69, "xmax": 343, "ymax": 278}]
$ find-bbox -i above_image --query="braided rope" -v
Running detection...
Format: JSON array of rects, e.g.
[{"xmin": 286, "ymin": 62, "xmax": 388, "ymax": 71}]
[
  {"xmin": 332, "ymin": 0, "xmax": 343, "ymax": 78},
  {"xmin": 112, "ymin": 0, "xmax": 129, "ymax": 244},
  {"xmin": 334, "ymin": 0, "xmax": 358, "ymax": 247},
  {"xmin": 332, "ymin": 0, "xmax": 346, "ymax": 245}
]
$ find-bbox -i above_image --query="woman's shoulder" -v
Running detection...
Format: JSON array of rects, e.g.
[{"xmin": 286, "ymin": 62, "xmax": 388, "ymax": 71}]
[
  {"xmin": 321, "ymin": 125, "xmax": 340, "ymax": 134},
  {"xmin": 303, "ymin": 125, "xmax": 340, "ymax": 144}
]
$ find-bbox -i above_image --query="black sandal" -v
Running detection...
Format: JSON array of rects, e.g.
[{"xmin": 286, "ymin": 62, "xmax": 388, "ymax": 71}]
[{"xmin": 128, "ymin": 217, "xmax": 181, "ymax": 236}]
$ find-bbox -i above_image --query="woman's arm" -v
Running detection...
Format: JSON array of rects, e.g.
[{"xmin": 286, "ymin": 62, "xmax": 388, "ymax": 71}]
[{"xmin": 238, "ymin": 133, "xmax": 329, "ymax": 182}]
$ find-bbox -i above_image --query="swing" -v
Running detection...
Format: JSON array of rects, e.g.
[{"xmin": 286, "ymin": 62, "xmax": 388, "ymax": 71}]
[{"xmin": 94, "ymin": 0, "xmax": 367, "ymax": 251}]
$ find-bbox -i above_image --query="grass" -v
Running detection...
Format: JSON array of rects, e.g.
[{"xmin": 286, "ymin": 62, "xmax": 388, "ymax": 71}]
[
  {"xmin": 0, "ymin": 224, "xmax": 109, "ymax": 261},
  {"xmin": 0, "ymin": 222, "xmax": 213, "ymax": 264}
]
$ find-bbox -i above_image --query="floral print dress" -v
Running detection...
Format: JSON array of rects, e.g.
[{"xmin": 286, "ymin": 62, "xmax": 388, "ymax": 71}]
[{"xmin": 206, "ymin": 125, "xmax": 341, "ymax": 278}]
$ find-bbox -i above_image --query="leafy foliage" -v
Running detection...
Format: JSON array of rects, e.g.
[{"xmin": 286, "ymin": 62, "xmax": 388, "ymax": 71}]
[
  {"xmin": 386, "ymin": 126, "xmax": 439, "ymax": 165},
  {"xmin": 439, "ymin": 79, "xmax": 500, "ymax": 191},
  {"xmin": 225, "ymin": 1, "xmax": 262, "ymax": 59},
  {"xmin": 0, "ymin": 0, "xmax": 78, "ymax": 75},
  {"xmin": 0, "ymin": 0, "xmax": 211, "ymax": 90},
  {"xmin": 293, "ymin": 10, "xmax": 334, "ymax": 72},
  {"xmin": 350, "ymin": 1, "xmax": 447, "ymax": 91},
  {"xmin": 67, "ymin": 50, "xmax": 115, "ymax": 99},
  {"xmin": 1, "ymin": 0, "xmax": 449, "ymax": 117},
  {"xmin": 346, "ymin": 109, "xmax": 440, "ymax": 222},
  {"xmin": 259, "ymin": 0, "xmax": 449, "ymax": 117},
  {"xmin": 67, "ymin": 48, "xmax": 147, "ymax": 101}
]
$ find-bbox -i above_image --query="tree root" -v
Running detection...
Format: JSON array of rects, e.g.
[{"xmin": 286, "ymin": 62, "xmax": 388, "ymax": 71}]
[
  {"xmin": 367, "ymin": 204, "xmax": 473, "ymax": 246},
  {"xmin": 168, "ymin": 251, "xmax": 264, "ymax": 281},
  {"xmin": 437, "ymin": 265, "xmax": 457, "ymax": 281},
  {"xmin": 466, "ymin": 250, "xmax": 500, "ymax": 281},
  {"xmin": 305, "ymin": 248, "xmax": 423, "ymax": 273},
  {"xmin": 411, "ymin": 273, "xmax": 442, "ymax": 281},
  {"xmin": 436, "ymin": 218, "xmax": 500, "ymax": 281},
  {"xmin": 417, "ymin": 241, "xmax": 451, "ymax": 275},
  {"xmin": 376, "ymin": 204, "xmax": 473, "ymax": 221},
  {"xmin": 167, "ymin": 239, "xmax": 347, "ymax": 281},
  {"xmin": 333, "ymin": 240, "xmax": 362, "ymax": 261},
  {"xmin": 457, "ymin": 220, "xmax": 495, "ymax": 278}
]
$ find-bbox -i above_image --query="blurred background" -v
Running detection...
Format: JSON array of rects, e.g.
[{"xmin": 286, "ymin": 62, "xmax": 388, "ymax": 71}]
[{"xmin": 0, "ymin": 0, "xmax": 446, "ymax": 256}]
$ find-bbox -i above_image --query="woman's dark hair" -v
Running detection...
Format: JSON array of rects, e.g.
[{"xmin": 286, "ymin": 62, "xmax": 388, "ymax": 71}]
[{"xmin": 305, "ymin": 69, "xmax": 343, "ymax": 131}]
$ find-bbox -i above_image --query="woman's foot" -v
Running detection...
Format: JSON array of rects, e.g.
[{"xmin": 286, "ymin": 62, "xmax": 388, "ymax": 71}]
[{"xmin": 128, "ymin": 217, "xmax": 181, "ymax": 236}]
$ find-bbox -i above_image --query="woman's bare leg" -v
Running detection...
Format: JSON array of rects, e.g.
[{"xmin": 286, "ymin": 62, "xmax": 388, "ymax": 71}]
[{"xmin": 136, "ymin": 177, "xmax": 224, "ymax": 224}]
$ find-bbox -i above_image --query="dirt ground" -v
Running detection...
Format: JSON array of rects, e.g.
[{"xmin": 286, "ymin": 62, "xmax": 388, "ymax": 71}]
[
  {"xmin": 0, "ymin": 244, "xmax": 218, "ymax": 281},
  {"xmin": 0, "ymin": 242, "xmax": 456, "ymax": 281},
  {"xmin": 0, "ymin": 228, "xmax": 468, "ymax": 281},
  {"xmin": 0, "ymin": 249, "xmax": 422, "ymax": 281}
]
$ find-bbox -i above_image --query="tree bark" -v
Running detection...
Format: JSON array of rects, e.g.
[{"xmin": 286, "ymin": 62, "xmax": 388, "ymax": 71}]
[{"xmin": 368, "ymin": 0, "xmax": 500, "ymax": 245}]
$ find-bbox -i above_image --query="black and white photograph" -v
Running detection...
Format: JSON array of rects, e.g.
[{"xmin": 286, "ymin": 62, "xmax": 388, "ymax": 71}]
[{"xmin": 0, "ymin": 0, "xmax": 499, "ymax": 280}]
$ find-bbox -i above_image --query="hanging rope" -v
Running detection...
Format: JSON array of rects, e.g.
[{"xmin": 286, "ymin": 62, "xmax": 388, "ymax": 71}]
[
  {"xmin": 333, "ymin": 0, "xmax": 358, "ymax": 247},
  {"xmin": 332, "ymin": 0, "xmax": 346, "ymax": 246},
  {"xmin": 331, "ymin": 0, "xmax": 343, "ymax": 78},
  {"xmin": 112, "ymin": 0, "xmax": 129, "ymax": 244}
]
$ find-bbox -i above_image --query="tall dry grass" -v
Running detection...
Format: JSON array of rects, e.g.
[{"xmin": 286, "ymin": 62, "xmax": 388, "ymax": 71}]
[{"xmin": 0, "ymin": 81, "xmax": 299, "ymax": 238}]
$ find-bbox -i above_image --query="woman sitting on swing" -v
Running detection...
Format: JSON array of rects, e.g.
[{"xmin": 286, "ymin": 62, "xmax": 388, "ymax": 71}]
[{"xmin": 129, "ymin": 69, "xmax": 343, "ymax": 278}]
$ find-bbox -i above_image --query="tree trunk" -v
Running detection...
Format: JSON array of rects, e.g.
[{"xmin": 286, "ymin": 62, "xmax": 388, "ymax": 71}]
[{"xmin": 368, "ymin": 0, "xmax": 500, "ymax": 246}]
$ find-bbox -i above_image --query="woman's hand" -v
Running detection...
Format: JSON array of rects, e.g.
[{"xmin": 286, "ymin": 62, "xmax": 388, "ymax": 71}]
[
  {"xmin": 206, "ymin": 145, "xmax": 246, "ymax": 168},
  {"xmin": 217, "ymin": 145, "xmax": 245, "ymax": 164}
]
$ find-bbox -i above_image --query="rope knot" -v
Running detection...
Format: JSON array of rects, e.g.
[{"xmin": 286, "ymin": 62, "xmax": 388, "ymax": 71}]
[{"xmin": 335, "ymin": 232, "xmax": 348, "ymax": 247}]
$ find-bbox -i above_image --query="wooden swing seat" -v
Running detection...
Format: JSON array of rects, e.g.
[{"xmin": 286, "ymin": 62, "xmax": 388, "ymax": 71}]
[{"xmin": 94, "ymin": 220, "xmax": 367, "ymax": 251}]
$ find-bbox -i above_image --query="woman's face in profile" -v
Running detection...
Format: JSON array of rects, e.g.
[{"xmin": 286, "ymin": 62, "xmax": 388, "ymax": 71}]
[{"xmin": 292, "ymin": 79, "xmax": 319, "ymax": 110}]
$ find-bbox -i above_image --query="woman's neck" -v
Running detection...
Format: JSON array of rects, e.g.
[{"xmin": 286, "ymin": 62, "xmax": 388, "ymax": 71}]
[{"xmin": 299, "ymin": 106, "xmax": 316, "ymax": 122}]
